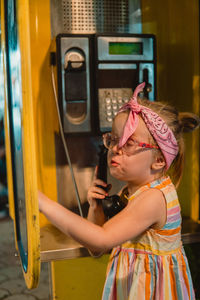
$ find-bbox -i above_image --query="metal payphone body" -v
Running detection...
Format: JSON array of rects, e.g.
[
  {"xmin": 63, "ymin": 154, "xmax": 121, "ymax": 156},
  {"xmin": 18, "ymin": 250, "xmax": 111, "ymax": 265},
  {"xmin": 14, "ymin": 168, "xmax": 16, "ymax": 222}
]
[
  {"xmin": 56, "ymin": 33, "xmax": 156, "ymax": 134},
  {"xmin": 95, "ymin": 34, "xmax": 155, "ymax": 132},
  {"xmin": 56, "ymin": 35, "xmax": 94, "ymax": 133}
]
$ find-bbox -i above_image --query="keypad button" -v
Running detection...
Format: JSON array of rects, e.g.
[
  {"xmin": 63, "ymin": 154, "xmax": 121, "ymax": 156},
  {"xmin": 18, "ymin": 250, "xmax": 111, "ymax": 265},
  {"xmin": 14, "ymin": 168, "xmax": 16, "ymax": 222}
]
[
  {"xmin": 107, "ymin": 117, "xmax": 113, "ymax": 122},
  {"xmin": 123, "ymin": 97, "xmax": 129, "ymax": 103},
  {"xmin": 117, "ymin": 97, "xmax": 123, "ymax": 103},
  {"xmin": 105, "ymin": 98, "xmax": 111, "ymax": 104},
  {"xmin": 106, "ymin": 111, "xmax": 112, "ymax": 116},
  {"xmin": 112, "ymin": 104, "xmax": 118, "ymax": 110},
  {"xmin": 106, "ymin": 104, "xmax": 112, "ymax": 110},
  {"xmin": 112, "ymin": 98, "xmax": 117, "ymax": 104}
]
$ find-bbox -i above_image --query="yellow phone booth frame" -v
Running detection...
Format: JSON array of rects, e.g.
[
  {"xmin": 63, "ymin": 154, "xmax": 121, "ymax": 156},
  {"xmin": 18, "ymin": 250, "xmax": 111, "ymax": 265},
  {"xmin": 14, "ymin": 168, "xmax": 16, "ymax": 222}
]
[
  {"xmin": 1, "ymin": 0, "xmax": 199, "ymax": 299},
  {"xmin": 1, "ymin": 0, "xmax": 41, "ymax": 289},
  {"xmin": 1, "ymin": 0, "xmax": 109, "ymax": 298}
]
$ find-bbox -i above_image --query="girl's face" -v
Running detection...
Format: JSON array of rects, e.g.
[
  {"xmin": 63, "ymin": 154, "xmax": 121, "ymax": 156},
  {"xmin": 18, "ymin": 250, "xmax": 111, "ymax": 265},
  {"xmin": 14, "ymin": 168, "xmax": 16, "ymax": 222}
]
[{"xmin": 107, "ymin": 112, "xmax": 158, "ymax": 185}]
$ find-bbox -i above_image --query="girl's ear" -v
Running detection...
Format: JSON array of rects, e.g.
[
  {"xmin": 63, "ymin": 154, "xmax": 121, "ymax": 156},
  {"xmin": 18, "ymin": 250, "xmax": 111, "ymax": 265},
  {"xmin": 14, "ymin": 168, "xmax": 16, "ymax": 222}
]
[{"xmin": 151, "ymin": 155, "xmax": 166, "ymax": 170}]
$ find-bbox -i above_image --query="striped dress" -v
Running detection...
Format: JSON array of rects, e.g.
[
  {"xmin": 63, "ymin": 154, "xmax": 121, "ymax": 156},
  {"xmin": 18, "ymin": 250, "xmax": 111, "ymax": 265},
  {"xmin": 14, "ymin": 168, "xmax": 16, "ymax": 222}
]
[{"xmin": 102, "ymin": 176, "xmax": 195, "ymax": 300}]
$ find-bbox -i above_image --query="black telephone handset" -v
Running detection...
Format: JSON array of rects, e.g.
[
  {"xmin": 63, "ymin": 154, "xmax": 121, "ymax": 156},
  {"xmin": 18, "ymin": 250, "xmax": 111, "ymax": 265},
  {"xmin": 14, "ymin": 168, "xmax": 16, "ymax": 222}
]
[{"xmin": 97, "ymin": 145, "xmax": 128, "ymax": 218}]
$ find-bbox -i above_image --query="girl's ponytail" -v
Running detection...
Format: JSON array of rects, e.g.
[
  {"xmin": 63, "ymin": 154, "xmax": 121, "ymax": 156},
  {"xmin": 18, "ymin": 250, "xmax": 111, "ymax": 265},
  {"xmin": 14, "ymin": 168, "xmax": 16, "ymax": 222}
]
[
  {"xmin": 178, "ymin": 112, "xmax": 200, "ymax": 133},
  {"xmin": 138, "ymin": 98, "xmax": 200, "ymax": 187},
  {"xmin": 170, "ymin": 112, "xmax": 200, "ymax": 187}
]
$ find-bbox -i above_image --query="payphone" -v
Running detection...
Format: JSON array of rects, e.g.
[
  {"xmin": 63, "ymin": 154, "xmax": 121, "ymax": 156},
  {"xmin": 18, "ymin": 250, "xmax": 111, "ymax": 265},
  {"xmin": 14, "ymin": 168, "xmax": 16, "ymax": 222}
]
[{"xmin": 56, "ymin": 33, "xmax": 156, "ymax": 134}]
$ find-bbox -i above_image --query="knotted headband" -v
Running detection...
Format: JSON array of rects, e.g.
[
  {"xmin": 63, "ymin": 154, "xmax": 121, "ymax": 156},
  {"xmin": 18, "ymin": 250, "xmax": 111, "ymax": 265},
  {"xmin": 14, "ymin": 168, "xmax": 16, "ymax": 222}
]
[{"xmin": 118, "ymin": 82, "xmax": 179, "ymax": 170}]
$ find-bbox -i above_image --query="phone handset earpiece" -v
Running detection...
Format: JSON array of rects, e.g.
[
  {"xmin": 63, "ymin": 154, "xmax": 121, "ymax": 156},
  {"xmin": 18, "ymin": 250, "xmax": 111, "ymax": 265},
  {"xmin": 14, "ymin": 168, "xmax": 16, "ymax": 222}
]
[{"xmin": 97, "ymin": 145, "xmax": 127, "ymax": 218}]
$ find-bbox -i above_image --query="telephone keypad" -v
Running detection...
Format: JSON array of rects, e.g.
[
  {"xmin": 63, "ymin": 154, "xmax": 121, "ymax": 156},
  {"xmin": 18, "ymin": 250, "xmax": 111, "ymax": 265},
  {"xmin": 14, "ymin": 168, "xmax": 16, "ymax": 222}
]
[{"xmin": 98, "ymin": 88, "xmax": 133, "ymax": 132}]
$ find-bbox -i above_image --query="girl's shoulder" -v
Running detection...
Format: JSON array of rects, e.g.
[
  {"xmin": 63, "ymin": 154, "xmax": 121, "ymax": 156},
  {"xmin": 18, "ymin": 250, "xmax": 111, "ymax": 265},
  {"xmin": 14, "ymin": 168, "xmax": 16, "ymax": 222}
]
[
  {"xmin": 124, "ymin": 176, "xmax": 175, "ymax": 202},
  {"xmin": 129, "ymin": 176, "xmax": 177, "ymax": 201},
  {"xmin": 148, "ymin": 176, "xmax": 179, "ymax": 209},
  {"xmin": 124, "ymin": 176, "xmax": 179, "ymax": 222},
  {"xmin": 148, "ymin": 176, "xmax": 173, "ymax": 189}
]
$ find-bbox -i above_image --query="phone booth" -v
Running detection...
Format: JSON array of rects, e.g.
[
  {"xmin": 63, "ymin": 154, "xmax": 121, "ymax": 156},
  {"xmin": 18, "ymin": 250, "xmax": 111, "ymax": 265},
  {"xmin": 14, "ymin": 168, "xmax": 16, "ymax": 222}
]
[{"xmin": 1, "ymin": 0, "xmax": 199, "ymax": 299}]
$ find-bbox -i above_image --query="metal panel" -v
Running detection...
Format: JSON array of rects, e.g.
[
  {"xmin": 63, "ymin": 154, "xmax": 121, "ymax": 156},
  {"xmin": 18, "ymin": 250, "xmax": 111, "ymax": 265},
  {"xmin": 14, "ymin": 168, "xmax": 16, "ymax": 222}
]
[
  {"xmin": 99, "ymin": 63, "xmax": 137, "ymax": 69},
  {"xmin": 60, "ymin": 36, "xmax": 91, "ymax": 132},
  {"xmin": 50, "ymin": 0, "xmax": 142, "ymax": 36}
]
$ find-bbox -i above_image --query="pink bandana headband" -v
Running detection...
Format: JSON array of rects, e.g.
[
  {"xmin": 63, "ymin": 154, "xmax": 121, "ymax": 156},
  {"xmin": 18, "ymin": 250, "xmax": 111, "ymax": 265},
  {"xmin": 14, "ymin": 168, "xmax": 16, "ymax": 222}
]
[{"xmin": 118, "ymin": 82, "xmax": 179, "ymax": 170}]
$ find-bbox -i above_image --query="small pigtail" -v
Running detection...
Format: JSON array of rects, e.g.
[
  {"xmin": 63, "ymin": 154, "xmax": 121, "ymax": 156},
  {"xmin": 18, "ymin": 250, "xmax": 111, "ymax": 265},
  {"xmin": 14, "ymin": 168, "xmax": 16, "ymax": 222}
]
[
  {"xmin": 138, "ymin": 98, "xmax": 199, "ymax": 187},
  {"xmin": 169, "ymin": 138, "xmax": 185, "ymax": 188},
  {"xmin": 178, "ymin": 112, "xmax": 200, "ymax": 133}
]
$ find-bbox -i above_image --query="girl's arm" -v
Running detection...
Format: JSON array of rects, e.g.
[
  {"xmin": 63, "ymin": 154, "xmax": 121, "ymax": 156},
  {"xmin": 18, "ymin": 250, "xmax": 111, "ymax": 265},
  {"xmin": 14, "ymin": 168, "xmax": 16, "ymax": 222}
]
[
  {"xmin": 38, "ymin": 188, "xmax": 166, "ymax": 254},
  {"xmin": 87, "ymin": 204, "xmax": 106, "ymax": 226}
]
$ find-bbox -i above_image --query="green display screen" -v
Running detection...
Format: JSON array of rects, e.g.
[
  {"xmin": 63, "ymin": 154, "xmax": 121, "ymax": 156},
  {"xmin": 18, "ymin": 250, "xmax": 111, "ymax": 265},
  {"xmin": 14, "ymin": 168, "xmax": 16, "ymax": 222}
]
[{"xmin": 109, "ymin": 42, "xmax": 143, "ymax": 55}]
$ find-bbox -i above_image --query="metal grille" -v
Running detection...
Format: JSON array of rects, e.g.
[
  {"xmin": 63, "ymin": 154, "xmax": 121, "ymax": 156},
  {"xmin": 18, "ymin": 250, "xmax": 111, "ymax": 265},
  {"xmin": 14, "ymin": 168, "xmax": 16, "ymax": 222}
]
[
  {"xmin": 52, "ymin": 0, "xmax": 129, "ymax": 34},
  {"xmin": 62, "ymin": 0, "xmax": 129, "ymax": 33},
  {"xmin": 50, "ymin": 0, "xmax": 142, "ymax": 36}
]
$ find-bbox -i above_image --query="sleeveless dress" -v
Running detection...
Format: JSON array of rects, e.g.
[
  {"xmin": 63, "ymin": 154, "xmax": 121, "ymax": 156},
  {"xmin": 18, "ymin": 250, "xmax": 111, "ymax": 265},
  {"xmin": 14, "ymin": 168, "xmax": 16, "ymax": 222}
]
[{"xmin": 102, "ymin": 176, "xmax": 195, "ymax": 300}]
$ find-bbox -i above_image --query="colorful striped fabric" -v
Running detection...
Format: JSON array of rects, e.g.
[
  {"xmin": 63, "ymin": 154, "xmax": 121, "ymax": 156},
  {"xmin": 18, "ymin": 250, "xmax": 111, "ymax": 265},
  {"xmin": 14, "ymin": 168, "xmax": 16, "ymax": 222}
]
[{"xmin": 102, "ymin": 177, "xmax": 195, "ymax": 300}]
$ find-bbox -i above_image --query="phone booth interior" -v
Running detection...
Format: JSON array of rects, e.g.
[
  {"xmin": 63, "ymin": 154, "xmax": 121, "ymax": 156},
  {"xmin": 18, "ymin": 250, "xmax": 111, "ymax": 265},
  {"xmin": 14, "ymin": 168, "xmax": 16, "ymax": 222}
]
[{"xmin": 1, "ymin": 0, "xmax": 199, "ymax": 299}]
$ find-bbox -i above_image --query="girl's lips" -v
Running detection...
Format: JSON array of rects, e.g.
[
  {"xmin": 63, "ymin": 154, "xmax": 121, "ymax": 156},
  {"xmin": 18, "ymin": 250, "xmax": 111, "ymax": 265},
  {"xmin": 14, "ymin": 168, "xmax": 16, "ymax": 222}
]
[{"xmin": 111, "ymin": 159, "xmax": 119, "ymax": 166}]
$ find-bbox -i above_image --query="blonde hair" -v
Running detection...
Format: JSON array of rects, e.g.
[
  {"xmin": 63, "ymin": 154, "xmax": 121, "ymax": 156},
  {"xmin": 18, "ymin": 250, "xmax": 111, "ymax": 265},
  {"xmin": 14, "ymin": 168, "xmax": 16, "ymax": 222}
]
[{"xmin": 137, "ymin": 98, "xmax": 200, "ymax": 187}]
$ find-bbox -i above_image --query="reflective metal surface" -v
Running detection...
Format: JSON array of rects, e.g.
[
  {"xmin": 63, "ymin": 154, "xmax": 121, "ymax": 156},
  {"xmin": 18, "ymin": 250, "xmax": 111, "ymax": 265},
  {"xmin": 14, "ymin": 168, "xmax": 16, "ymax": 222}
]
[
  {"xmin": 40, "ymin": 224, "xmax": 89, "ymax": 262},
  {"xmin": 99, "ymin": 64, "xmax": 137, "ymax": 70},
  {"xmin": 40, "ymin": 218, "xmax": 200, "ymax": 262},
  {"xmin": 182, "ymin": 217, "xmax": 200, "ymax": 244},
  {"xmin": 60, "ymin": 36, "xmax": 91, "ymax": 133},
  {"xmin": 54, "ymin": 134, "xmax": 124, "ymax": 215},
  {"xmin": 50, "ymin": 0, "xmax": 142, "ymax": 36}
]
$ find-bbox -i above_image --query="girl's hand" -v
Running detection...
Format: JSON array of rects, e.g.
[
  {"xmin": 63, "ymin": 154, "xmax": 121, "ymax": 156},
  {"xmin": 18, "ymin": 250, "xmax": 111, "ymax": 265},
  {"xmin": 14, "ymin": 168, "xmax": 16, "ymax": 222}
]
[{"xmin": 87, "ymin": 166, "xmax": 111, "ymax": 209}]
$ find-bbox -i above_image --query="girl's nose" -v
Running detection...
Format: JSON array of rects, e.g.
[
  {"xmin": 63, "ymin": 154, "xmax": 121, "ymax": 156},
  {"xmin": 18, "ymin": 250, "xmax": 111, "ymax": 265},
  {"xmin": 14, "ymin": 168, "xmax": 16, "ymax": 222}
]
[{"xmin": 111, "ymin": 144, "xmax": 123, "ymax": 155}]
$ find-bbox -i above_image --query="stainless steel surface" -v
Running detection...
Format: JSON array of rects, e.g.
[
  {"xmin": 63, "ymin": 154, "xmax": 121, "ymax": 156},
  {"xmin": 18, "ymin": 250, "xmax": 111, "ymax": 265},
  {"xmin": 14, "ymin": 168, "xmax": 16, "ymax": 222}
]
[
  {"xmin": 182, "ymin": 233, "xmax": 200, "ymax": 244},
  {"xmin": 55, "ymin": 134, "xmax": 99, "ymax": 214},
  {"xmin": 99, "ymin": 63, "xmax": 137, "ymax": 70},
  {"xmin": 98, "ymin": 88, "xmax": 133, "ymax": 131},
  {"xmin": 97, "ymin": 36, "xmax": 155, "ymax": 101},
  {"xmin": 182, "ymin": 217, "xmax": 200, "ymax": 244},
  {"xmin": 139, "ymin": 63, "xmax": 155, "ymax": 100},
  {"xmin": 50, "ymin": 0, "xmax": 142, "ymax": 37},
  {"xmin": 40, "ymin": 218, "xmax": 200, "ymax": 262},
  {"xmin": 40, "ymin": 224, "xmax": 89, "ymax": 262},
  {"xmin": 60, "ymin": 37, "xmax": 91, "ymax": 132},
  {"xmin": 64, "ymin": 49, "xmax": 84, "ymax": 69},
  {"xmin": 54, "ymin": 133, "xmax": 124, "ymax": 216},
  {"xmin": 97, "ymin": 36, "xmax": 154, "ymax": 61}
]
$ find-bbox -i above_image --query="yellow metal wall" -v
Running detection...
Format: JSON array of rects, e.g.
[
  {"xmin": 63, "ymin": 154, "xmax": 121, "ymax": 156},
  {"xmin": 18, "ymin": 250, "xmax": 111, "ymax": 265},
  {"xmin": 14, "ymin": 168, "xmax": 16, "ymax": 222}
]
[
  {"xmin": 141, "ymin": 0, "xmax": 200, "ymax": 220},
  {"xmin": 24, "ymin": 0, "xmax": 108, "ymax": 297},
  {"xmin": 27, "ymin": 0, "xmax": 59, "ymax": 228},
  {"xmin": 51, "ymin": 256, "xmax": 109, "ymax": 300}
]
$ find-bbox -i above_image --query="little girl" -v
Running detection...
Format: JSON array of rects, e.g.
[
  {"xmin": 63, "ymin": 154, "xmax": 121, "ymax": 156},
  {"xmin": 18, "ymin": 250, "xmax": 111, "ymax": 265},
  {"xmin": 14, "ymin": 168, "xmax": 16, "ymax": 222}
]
[{"xmin": 39, "ymin": 83, "xmax": 199, "ymax": 299}]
